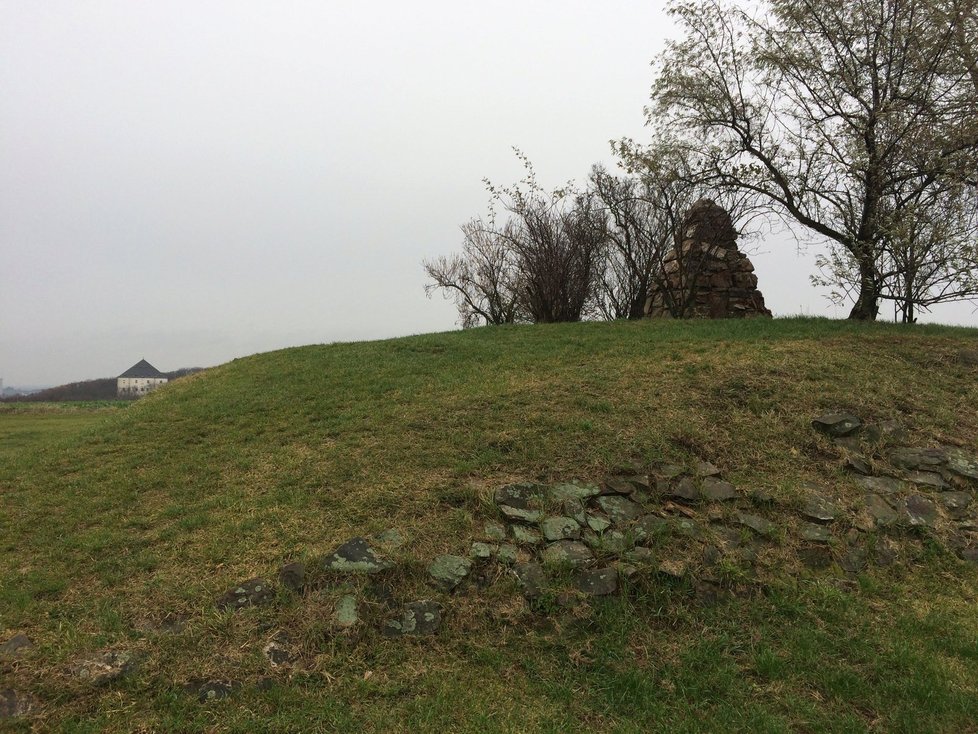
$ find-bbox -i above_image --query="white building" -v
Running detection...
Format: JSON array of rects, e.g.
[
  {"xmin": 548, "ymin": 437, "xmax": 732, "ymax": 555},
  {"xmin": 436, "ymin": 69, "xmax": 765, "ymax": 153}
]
[{"xmin": 117, "ymin": 359, "xmax": 168, "ymax": 398}]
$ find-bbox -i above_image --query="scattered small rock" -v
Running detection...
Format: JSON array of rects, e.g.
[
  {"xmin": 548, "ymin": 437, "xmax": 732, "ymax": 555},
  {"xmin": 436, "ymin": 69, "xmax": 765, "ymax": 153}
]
[
  {"xmin": 812, "ymin": 413, "xmax": 862, "ymax": 438},
  {"xmin": 601, "ymin": 477, "xmax": 636, "ymax": 495},
  {"xmin": 585, "ymin": 514, "xmax": 612, "ymax": 533},
  {"xmin": 595, "ymin": 495, "xmax": 644, "ymax": 523},
  {"xmin": 383, "ymin": 601, "xmax": 441, "ymax": 636},
  {"xmin": 540, "ymin": 516, "xmax": 582, "ymax": 542},
  {"xmin": 427, "ymin": 555, "xmax": 472, "ymax": 590},
  {"xmin": 939, "ymin": 492, "xmax": 972, "ymax": 515},
  {"xmin": 217, "ymin": 578, "xmax": 275, "ymax": 610},
  {"xmin": 278, "ymin": 562, "xmax": 305, "ymax": 592},
  {"xmin": 634, "ymin": 515, "xmax": 669, "ymax": 541},
  {"xmin": 701, "ymin": 477, "xmax": 737, "ymax": 501},
  {"xmin": 799, "ymin": 523, "xmax": 833, "ymax": 543},
  {"xmin": 373, "ymin": 528, "xmax": 406, "ymax": 550},
  {"xmin": 575, "ymin": 567, "xmax": 618, "ymax": 596},
  {"xmin": 842, "ymin": 546, "xmax": 868, "ymax": 574},
  {"xmin": 0, "ymin": 633, "xmax": 33, "ymax": 658},
  {"xmin": 324, "ymin": 538, "xmax": 394, "ymax": 574},
  {"xmin": 671, "ymin": 517, "xmax": 703, "ymax": 538},
  {"xmin": 582, "ymin": 529, "xmax": 632, "ymax": 553},
  {"xmin": 694, "ymin": 460, "xmax": 722, "ymax": 477},
  {"xmin": 72, "ymin": 650, "xmax": 135, "ymax": 685},
  {"xmin": 652, "ymin": 463, "xmax": 685, "ymax": 480}
]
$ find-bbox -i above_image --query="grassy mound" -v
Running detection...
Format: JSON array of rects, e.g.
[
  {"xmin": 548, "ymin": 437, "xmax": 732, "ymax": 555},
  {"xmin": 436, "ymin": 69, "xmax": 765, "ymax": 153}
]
[{"xmin": 2, "ymin": 318, "xmax": 978, "ymax": 732}]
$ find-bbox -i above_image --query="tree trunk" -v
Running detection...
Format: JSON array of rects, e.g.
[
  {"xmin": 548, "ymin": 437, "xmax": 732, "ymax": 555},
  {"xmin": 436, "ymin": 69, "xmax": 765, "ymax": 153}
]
[{"xmin": 847, "ymin": 256, "xmax": 880, "ymax": 320}]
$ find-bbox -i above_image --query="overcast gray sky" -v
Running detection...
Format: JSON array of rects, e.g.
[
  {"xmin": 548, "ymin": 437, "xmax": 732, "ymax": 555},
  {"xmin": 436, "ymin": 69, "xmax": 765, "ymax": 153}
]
[{"xmin": 2, "ymin": 1, "xmax": 975, "ymax": 387}]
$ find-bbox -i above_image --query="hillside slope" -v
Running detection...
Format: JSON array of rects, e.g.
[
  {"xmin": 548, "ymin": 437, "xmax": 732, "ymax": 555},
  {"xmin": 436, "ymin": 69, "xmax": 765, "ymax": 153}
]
[{"xmin": 2, "ymin": 318, "xmax": 978, "ymax": 732}]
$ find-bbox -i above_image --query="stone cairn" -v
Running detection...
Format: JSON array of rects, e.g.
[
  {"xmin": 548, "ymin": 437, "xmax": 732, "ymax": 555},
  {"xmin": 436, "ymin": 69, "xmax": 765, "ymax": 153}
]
[{"xmin": 645, "ymin": 198, "xmax": 772, "ymax": 319}]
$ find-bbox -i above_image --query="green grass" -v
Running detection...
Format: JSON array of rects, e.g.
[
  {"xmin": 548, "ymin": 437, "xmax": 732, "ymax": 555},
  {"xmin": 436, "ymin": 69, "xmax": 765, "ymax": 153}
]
[
  {"xmin": 1, "ymin": 318, "xmax": 978, "ymax": 732},
  {"xmin": 0, "ymin": 402, "xmax": 126, "ymax": 461}
]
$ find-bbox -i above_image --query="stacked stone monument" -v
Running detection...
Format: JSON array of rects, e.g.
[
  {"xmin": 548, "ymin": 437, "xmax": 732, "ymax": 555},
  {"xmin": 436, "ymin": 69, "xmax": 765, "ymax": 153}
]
[{"xmin": 644, "ymin": 198, "xmax": 772, "ymax": 319}]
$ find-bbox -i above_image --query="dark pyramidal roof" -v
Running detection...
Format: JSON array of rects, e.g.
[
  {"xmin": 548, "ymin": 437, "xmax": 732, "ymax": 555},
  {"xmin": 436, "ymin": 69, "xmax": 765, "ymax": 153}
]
[{"xmin": 118, "ymin": 359, "xmax": 166, "ymax": 379}]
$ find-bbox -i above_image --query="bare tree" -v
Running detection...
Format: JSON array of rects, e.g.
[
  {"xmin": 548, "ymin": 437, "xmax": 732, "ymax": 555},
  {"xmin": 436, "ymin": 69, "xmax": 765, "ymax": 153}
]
[
  {"xmin": 423, "ymin": 218, "xmax": 522, "ymax": 328},
  {"xmin": 651, "ymin": 0, "xmax": 978, "ymax": 320}
]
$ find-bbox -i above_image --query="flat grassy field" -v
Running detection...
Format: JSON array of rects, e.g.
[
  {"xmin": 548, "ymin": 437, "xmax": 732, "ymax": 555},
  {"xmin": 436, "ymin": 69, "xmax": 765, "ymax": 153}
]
[
  {"xmin": 2, "ymin": 318, "xmax": 978, "ymax": 732},
  {"xmin": 0, "ymin": 402, "xmax": 126, "ymax": 462}
]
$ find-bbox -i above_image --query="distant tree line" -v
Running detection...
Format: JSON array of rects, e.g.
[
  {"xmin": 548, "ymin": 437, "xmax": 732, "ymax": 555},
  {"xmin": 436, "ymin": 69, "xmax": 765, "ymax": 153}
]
[
  {"xmin": 2, "ymin": 368, "xmax": 203, "ymax": 403},
  {"xmin": 426, "ymin": 0, "xmax": 978, "ymax": 324}
]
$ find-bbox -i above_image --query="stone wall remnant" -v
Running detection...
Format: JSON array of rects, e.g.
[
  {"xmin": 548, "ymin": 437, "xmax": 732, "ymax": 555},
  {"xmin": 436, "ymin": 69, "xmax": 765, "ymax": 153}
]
[{"xmin": 644, "ymin": 199, "xmax": 772, "ymax": 319}]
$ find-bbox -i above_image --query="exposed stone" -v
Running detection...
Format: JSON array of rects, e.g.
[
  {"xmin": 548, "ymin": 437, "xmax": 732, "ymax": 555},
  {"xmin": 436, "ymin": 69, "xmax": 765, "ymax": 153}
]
[
  {"xmin": 494, "ymin": 483, "xmax": 547, "ymax": 523},
  {"xmin": 470, "ymin": 542, "xmax": 494, "ymax": 560},
  {"xmin": 278, "ymin": 562, "xmax": 305, "ymax": 592},
  {"xmin": 736, "ymin": 513, "xmax": 776, "ymax": 536},
  {"xmin": 946, "ymin": 449, "xmax": 978, "ymax": 481},
  {"xmin": 864, "ymin": 493, "xmax": 899, "ymax": 527},
  {"xmin": 940, "ymin": 492, "xmax": 972, "ymax": 515},
  {"xmin": 513, "ymin": 563, "xmax": 548, "ymax": 599},
  {"xmin": 907, "ymin": 471, "xmax": 949, "ymax": 490},
  {"xmin": 625, "ymin": 546, "xmax": 655, "ymax": 563},
  {"xmin": 217, "ymin": 578, "xmax": 275, "ymax": 610},
  {"xmin": 799, "ymin": 523, "xmax": 833, "ymax": 544},
  {"xmin": 72, "ymin": 651, "xmax": 135, "ymax": 684},
  {"xmin": 582, "ymin": 529, "xmax": 632, "ymax": 554},
  {"xmin": 333, "ymin": 595, "xmax": 359, "ymax": 629},
  {"xmin": 550, "ymin": 481, "xmax": 601, "ymax": 502},
  {"xmin": 874, "ymin": 539, "xmax": 899, "ymax": 566},
  {"xmin": 694, "ymin": 460, "xmax": 722, "ymax": 478},
  {"xmin": 262, "ymin": 637, "xmax": 295, "ymax": 666},
  {"xmin": 0, "ymin": 689, "xmax": 35, "ymax": 719},
  {"xmin": 186, "ymin": 679, "xmax": 237, "ymax": 703},
  {"xmin": 586, "ymin": 514, "xmax": 613, "ymax": 533},
  {"xmin": 671, "ymin": 517, "xmax": 704, "ymax": 538},
  {"xmin": 427, "ymin": 555, "xmax": 472, "ymax": 590},
  {"xmin": 854, "ymin": 475, "xmax": 906, "ymax": 495},
  {"xmin": 575, "ymin": 567, "xmax": 618, "ymax": 596},
  {"xmin": 800, "ymin": 493, "xmax": 842, "ymax": 524},
  {"xmin": 701, "ymin": 477, "xmax": 737, "ymax": 501},
  {"xmin": 595, "ymin": 495, "xmax": 643, "ymax": 523},
  {"xmin": 540, "ymin": 516, "xmax": 582, "ymax": 542},
  {"xmin": 667, "ymin": 476, "xmax": 701, "ymax": 503},
  {"xmin": 812, "ymin": 413, "xmax": 862, "ymax": 438},
  {"xmin": 383, "ymin": 601, "xmax": 441, "ymax": 636},
  {"xmin": 845, "ymin": 456, "xmax": 873, "ymax": 475},
  {"xmin": 602, "ymin": 477, "xmax": 636, "ymax": 495},
  {"xmin": 484, "ymin": 522, "xmax": 507, "ymax": 541},
  {"xmin": 901, "ymin": 495, "xmax": 939, "ymax": 528},
  {"xmin": 890, "ymin": 447, "xmax": 947, "ymax": 471},
  {"xmin": 541, "ymin": 541, "xmax": 594, "ymax": 567},
  {"xmin": 511, "ymin": 524, "xmax": 543, "ymax": 545},
  {"xmin": 0, "ymin": 633, "xmax": 33, "ymax": 658},
  {"xmin": 324, "ymin": 538, "xmax": 393, "ymax": 574},
  {"xmin": 652, "ymin": 464, "xmax": 685, "ymax": 480},
  {"xmin": 496, "ymin": 544, "xmax": 519, "ymax": 566},
  {"xmin": 749, "ymin": 489, "xmax": 775, "ymax": 505},
  {"xmin": 644, "ymin": 199, "xmax": 772, "ymax": 319}
]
